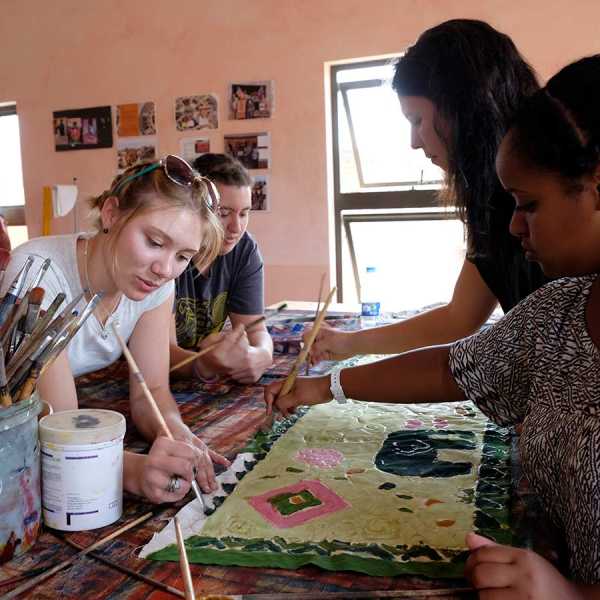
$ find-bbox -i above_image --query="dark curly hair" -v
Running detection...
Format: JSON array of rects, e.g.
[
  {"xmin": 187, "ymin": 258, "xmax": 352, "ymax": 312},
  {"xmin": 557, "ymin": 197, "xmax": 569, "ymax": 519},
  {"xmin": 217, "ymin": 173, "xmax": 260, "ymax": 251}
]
[
  {"xmin": 508, "ymin": 54, "xmax": 600, "ymax": 193},
  {"xmin": 193, "ymin": 153, "xmax": 253, "ymax": 188},
  {"xmin": 393, "ymin": 19, "xmax": 539, "ymax": 257}
]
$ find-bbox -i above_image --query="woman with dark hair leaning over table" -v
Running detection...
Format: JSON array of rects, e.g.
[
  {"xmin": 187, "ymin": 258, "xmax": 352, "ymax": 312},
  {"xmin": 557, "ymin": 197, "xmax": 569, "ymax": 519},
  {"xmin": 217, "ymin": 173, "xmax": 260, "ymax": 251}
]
[
  {"xmin": 306, "ymin": 19, "xmax": 549, "ymax": 365},
  {"xmin": 267, "ymin": 55, "xmax": 600, "ymax": 599},
  {"xmin": 170, "ymin": 153, "xmax": 273, "ymax": 384}
]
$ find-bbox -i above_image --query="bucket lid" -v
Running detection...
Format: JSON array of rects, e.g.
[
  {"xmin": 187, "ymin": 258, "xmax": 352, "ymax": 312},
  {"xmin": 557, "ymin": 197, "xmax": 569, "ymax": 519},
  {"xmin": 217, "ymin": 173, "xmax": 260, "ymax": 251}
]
[{"xmin": 39, "ymin": 409, "xmax": 126, "ymax": 445}]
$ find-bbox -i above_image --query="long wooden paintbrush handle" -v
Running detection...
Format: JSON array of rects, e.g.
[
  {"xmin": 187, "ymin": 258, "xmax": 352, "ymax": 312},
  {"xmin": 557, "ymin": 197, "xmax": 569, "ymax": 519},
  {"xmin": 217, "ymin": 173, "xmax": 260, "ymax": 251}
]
[
  {"xmin": 278, "ymin": 287, "xmax": 336, "ymax": 398},
  {"xmin": 170, "ymin": 314, "xmax": 267, "ymax": 373},
  {"xmin": 174, "ymin": 516, "xmax": 196, "ymax": 600},
  {"xmin": 61, "ymin": 536, "xmax": 185, "ymax": 598},
  {"xmin": 111, "ymin": 323, "xmax": 174, "ymax": 440},
  {"xmin": 2, "ymin": 512, "xmax": 153, "ymax": 599}
]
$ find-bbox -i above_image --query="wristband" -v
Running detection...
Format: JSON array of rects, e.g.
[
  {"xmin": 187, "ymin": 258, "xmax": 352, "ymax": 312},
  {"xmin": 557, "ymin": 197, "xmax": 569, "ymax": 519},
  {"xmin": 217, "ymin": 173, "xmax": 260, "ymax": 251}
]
[{"xmin": 329, "ymin": 368, "xmax": 347, "ymax": 404}]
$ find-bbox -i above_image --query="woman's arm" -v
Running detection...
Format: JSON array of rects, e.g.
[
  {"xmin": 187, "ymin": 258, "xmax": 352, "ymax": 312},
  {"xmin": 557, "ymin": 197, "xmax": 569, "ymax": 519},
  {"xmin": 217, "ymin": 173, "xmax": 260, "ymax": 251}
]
[
  {"xmin": 265, "ymin": 344, "xmax": 465, "ymax": 417},
  {"xmin": 128, "ymin": 293, "xmax": 229, "ymax": 491},
  {"xmin": 227, "ymin": 312, "xmax": 273, "ymax": 383},
  {"xmin": 37, "ymin": 350, "xmax": 78, "ymax": 411},
  {"xmin": 35, "ymin": 340, "xmax": 197, "ymax": 503},
  {"xmin": 169, "ymin": 312, "xmax": 273, "ymax": 384},
  {"xmin": 308, "ymin": 258, "xmax": 498, "ymax": 363}
]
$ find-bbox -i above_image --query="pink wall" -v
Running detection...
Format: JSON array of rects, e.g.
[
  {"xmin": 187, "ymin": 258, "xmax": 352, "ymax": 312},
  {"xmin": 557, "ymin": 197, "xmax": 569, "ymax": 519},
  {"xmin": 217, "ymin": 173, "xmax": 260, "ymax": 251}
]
[{"xmin": 1, "ymin": 0, "xmax": 599, "ymax": 304}]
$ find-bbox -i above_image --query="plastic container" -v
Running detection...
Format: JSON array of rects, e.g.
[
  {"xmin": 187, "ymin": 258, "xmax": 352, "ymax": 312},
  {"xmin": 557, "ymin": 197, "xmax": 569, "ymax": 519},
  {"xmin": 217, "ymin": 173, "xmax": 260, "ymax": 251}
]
[
  {"xmin": 39, "ymin": 409, "xmax": 126, "ymax": 531},
  {"xmin": 361, "ymin": 266, "xmax": 381, "ymax": 326},
  {"xmin": 0, "ymin": 393, "xmax": 43, "ymax": 563}
]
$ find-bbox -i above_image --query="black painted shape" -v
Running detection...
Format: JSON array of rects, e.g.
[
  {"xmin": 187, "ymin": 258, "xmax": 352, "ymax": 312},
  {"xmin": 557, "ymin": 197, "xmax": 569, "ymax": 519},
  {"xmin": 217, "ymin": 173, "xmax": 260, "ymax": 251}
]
[
  {"xmin": 375, "ymin": 429, "xmax": 476, "ymax": 478},
  {"xmin": 378, "ymin": 482, "xmax": 396, "ymax": 490}
]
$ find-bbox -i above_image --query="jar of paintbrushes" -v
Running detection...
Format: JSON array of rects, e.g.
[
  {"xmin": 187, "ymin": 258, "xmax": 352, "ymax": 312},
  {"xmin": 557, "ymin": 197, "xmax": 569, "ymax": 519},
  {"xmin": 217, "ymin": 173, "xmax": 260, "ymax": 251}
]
[{"xmin": 0, "ymin": 255, "xmax": 101, "ymax": 560}]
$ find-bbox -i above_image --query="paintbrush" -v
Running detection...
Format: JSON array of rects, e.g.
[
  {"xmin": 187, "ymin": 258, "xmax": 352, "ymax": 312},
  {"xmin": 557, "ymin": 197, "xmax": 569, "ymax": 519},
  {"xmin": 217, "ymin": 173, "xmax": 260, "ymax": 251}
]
[
  {"xmin": 2, "ymin": 511, "xmax": 154, "ymax": 600},
  {"xmin": 261, "ymin": 288, "xmax": 335, "ymax": 432},
  {"xmin": 306, "ymin": 273, "xmax": 326, "ymax": 375},
  {"xmin": 13, "ymin": 286, "xmax": 45, "ymax": 353},
  {"xmin": 111, "ymin": 322, "xmax": 206, "ymax": 511},
  {"xmin": 26, "ymin": 257, "xmax": 51, "ymax": 293},
  {"xmin": 28, "ymin": 291, "xmax": 68, "ymax": 339},
  {"xmin": 37, "ymin": 293, "xmax": 101, "ymax": 377},
  {"xmin": 0, "ymin": 256, "xmax": 34, "ymax": 327},
  {"xmin": 57, "ymin": 536, "xmax": 185, "ymax": 598},
  {"xmin": 0, "ymin": 345, "xmax": 12, "ymax": 408},
  {"xmin": 278, "ymin": 287, "xmax": 335, "ymax": 398},
  {"xmin": 8, "ymin": 309, "xmax": 79, "ymax": 396},
  {"xmin": 0, "ymin": 248, "xmax": 10, "ymax": 289},
  {"xmin": 170, "ymin": 303, "xmax": 287, "ymax": 374},
  {"xmin": 174, "ymin": 515, "xmax": 196, "ymax": 600},
  {"xmin": 0, "ymin": 294, "xmax": 28, "ymax": 350},
  {"xmin": 5, "ymin": 292, "xmax": 76, "ymax": 380},
  {"xmin": 16, "ymin": 294, "xmax": 101, "ymax": 402}
]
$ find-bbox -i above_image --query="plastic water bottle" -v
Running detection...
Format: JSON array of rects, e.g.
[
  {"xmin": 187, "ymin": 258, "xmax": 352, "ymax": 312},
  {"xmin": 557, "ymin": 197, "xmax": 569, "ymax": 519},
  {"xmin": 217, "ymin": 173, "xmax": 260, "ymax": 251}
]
[{"xmin": 361, "ymin": 266, "xmax": 381, "ymax": 327}]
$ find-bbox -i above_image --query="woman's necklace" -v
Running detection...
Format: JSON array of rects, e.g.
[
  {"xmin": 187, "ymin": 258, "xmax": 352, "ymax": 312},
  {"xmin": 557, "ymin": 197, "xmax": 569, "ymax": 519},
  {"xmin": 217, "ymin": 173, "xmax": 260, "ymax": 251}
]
[{"xmin": 83, "ymin": 237, "xmax": 121, "ymax": 340}]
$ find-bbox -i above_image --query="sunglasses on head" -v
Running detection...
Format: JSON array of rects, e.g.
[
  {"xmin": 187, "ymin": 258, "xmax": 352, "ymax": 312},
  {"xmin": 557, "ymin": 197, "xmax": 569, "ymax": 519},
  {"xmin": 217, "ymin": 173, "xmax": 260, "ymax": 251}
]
[{"xmin": 110, "ymin": 154, "xmax": 220, "ymax": 209}]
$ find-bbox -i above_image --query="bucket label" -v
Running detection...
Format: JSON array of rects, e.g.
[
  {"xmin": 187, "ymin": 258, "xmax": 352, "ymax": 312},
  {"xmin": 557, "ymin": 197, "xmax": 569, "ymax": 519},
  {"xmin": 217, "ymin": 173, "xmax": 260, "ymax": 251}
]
[{"xmin": 41, "ymin": 439, "xmax": 123, "ymax": 531}]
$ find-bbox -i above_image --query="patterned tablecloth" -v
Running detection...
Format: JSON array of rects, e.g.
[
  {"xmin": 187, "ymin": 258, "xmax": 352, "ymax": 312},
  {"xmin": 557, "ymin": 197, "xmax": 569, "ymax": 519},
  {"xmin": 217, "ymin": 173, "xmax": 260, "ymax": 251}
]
[{"xmin": 0, "ymin": 311, "xmax": 551, "ymax": 599}]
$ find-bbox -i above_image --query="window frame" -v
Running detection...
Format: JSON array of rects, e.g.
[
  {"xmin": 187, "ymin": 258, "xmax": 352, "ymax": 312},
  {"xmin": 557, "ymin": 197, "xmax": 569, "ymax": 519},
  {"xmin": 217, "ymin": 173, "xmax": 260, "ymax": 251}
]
[
  {"xmin": 330, "ymin": 59, "xmax": 443, "ymax": 301},
  {"xmin": 0, "ymin": 103, "xmax": 26, "ymax": 226}
]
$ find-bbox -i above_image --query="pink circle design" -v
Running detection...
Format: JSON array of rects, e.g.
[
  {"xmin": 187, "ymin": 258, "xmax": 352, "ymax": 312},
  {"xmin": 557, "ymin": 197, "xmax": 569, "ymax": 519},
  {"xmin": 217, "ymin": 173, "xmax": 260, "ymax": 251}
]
[{"xmin": 295, "ymin": 448, "xmax": 344, "ymax": 469}]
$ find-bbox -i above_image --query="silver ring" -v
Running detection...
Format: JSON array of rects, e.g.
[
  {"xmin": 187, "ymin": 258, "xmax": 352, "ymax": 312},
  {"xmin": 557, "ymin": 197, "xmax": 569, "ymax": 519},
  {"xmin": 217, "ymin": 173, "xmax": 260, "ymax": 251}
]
[{"xmin": 166, "ymin": 475, "xmax": 181, "ymax": 494}]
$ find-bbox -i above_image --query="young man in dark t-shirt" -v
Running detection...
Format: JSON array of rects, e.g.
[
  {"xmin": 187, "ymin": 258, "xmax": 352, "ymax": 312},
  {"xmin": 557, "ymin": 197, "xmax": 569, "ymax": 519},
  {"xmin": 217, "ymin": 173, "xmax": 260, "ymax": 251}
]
[{"xmin": 170, "ymin": 154, "xmax": 273, "ymax": 383}]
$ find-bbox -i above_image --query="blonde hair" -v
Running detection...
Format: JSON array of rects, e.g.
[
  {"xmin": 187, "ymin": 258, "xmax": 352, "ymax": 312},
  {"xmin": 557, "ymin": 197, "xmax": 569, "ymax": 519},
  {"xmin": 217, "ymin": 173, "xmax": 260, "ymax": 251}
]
[{"xmin": 90, "ymin": 160, "xmax": 223, "ymax": 273}]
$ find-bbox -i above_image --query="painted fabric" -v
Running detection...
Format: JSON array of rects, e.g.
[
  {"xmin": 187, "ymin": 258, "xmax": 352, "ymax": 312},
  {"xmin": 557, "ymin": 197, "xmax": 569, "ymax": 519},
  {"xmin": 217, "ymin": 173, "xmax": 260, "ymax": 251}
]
[
  {"xmin": 143, "ymin": 400, "xmax": 513, "ymax": 578},
  {"xmin": 174, "ymin": 231, "xmax": 263, "ymax": 347},
  {"xmin": 449, "ymin": 274, "xmax": 600, "ymax": 583}
]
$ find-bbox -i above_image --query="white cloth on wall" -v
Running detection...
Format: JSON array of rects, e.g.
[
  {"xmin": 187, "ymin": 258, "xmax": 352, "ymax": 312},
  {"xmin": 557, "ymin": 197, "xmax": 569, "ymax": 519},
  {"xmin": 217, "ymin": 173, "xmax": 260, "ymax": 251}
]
[{"xmin": 52, "ymin": 185, "xmax": 78, "ymax": 217}]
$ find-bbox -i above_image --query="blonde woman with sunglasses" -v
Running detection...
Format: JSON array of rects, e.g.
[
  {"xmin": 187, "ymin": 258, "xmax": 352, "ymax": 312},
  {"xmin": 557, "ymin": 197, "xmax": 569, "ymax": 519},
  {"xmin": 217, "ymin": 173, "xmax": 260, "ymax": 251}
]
[{"xmin": 1, "ymin": 155, "xmax": 230, "ymax": 504}]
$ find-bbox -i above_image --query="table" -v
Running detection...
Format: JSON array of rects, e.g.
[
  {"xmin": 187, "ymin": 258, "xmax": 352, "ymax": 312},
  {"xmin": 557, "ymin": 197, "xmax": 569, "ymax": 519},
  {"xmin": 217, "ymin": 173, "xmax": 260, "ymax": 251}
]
[{"xmin": 0, "ymin": 310, "xmax": 547, "ymax": 599}]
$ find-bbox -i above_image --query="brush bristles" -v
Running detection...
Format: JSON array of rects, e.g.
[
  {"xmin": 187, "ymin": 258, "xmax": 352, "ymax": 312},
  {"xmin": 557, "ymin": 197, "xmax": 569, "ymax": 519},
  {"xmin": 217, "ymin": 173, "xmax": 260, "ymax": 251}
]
[{"xmin": 29, "ymin": 287, "xmax": 45, "ymax": 305}]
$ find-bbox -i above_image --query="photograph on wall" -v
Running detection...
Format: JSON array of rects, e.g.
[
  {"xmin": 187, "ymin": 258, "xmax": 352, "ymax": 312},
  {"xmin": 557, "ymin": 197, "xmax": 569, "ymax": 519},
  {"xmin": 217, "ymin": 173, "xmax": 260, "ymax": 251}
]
[
  {"xmin": 224, "ymin": 132, "xmax": 270, "ymax": 170},
  {"xmin": 116, "ymin": 102, "xmax": 156, "ymax": 137},
  {"xmin": 116, "ymin": 136, "xmax": 157, "ymax": 171},
  {"xmin": 180, "ymin": 137, "xmax": 210, "ymax": 164},
  {"xmin": 53, "ymin": 106, "xmax": 112, "ymax": 151},
  {"xmin": 175, "ymin": 94, "xmax": 218, "ymax": 131},
  {"xmin": 229, "ymin": 81, "xmax": 273, "ymax": 120},
  {"xmin": 251, "ymin": 175, "xmax": 269, "ymax": 211}
]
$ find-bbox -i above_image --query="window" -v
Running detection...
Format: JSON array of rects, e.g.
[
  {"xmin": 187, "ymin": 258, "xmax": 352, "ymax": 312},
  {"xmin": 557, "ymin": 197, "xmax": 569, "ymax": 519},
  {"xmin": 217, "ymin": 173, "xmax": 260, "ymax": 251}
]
[
  {"xmin": 330, "ymin": 59, "xmax": 465, "ymax": 310},
  {"xmin": 0, "ymin": 103, "xmax": 28, "ymax": 247}
]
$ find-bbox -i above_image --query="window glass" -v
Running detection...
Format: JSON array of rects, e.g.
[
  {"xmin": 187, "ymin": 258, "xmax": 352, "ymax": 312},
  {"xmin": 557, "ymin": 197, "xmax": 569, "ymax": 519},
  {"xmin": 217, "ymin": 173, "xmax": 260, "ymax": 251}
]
[
  {"xmin": 336, "ymin": 64, "xmax": 443, "ymax": 192},
  {"xmin": 0, "ymin": 112, "xmax": 25, "ymax": 207},
  {"xmin": 341, "ymin": 214, "xmax": 465, "ymax": 311}
]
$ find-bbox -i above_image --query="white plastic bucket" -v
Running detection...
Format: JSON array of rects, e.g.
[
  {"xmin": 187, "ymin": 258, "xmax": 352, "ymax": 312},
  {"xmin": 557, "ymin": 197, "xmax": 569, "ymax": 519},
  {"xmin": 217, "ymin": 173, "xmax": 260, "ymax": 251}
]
[{"xmin": 39, "ymin": 409, "xmax": 126, "ymax": 531}]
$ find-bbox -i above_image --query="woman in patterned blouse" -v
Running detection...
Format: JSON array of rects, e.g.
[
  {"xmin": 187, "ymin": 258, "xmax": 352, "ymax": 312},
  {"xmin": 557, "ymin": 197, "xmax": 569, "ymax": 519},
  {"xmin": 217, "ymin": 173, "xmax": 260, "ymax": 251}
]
[{"xmin": 267, "ymin": 55, "xmax": 600, "ymax": 598}]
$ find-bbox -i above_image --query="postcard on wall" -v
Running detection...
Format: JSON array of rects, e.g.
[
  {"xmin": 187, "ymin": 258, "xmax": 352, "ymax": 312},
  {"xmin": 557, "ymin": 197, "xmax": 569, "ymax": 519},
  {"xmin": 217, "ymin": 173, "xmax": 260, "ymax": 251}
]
[
  {"xmin": 229, "ymin": 81, "xmax": 273, "ymax": 120},
  {"xmin": 180, "ymin": 137, "xmax": 210, "ymax": 164},
  {"xmin": 53, "ymin": 106, "xmax": 112, "ymax": 151},
  {"xmin": 116, "ymin": 136, "xmax": 157, "ymax": 171},
  {"xmin": 116, "ymin": 102, "xmax": 156, "ymax": 137},
  {"xmin": 251, "ymin": 175, "xmax": 269, "ymax": 211},
  {"xmin": 175, "ymin": 94, "xmax": 218, "ymax": 131},
  {"xmin": 224, "ymin": 132, "xmax": 270, "ymax": 170}
]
